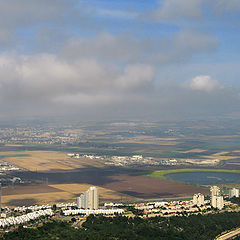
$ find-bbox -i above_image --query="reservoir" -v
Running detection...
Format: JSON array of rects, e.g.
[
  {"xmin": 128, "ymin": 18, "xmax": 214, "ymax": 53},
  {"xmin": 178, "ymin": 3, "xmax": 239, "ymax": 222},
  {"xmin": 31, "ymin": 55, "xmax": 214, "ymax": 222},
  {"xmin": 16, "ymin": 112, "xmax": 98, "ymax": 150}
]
[{"xmin": 165, "ymin": 172, "xmax": 240, "ymax": 185}]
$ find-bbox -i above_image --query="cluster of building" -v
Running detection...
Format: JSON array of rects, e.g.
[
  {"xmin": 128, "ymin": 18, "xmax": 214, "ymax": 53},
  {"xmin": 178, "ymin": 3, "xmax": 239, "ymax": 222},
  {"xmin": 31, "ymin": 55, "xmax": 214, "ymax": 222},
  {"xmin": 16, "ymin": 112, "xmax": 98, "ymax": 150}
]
[
  {"xmin": 0, "ymin": 185, "xmax": 238, "ymax": 229},
  {"xmin": 130, "ymin": 186, "xmax": 240, "ymax": 216},
  {"xmin": 74, "ymin": 187, "xmax": 125, "ymax": 216},
  {"xmin": 132, "ymin": 200, "xmax": 212, "ymax": 216},
  {"xmin": 0, "ymin": 126, "xmax": 82, "ymax": 145},
  {"xmin": 67, "ymin": 152, "xmax": 221, "ymax": 167},
  {"xmin": 0, "ymin": 209, "xmax": 53, "ymax": 228},
  {"xmin": 56, "ymin": 202, "xmax": 77, "ymax": 209},
  {"xmin": 193, "ymin": 186, "xmax": 239, "ymax": 210},
  {"xmin": 192, "ymin": 186, "xmax": 225, "ymax": 210},
  {"xmin": 14, "ymin": 204, "xmax": 52, "ymax": 213},
  {"xmin": 192, "ymin": 186, "xmax": 224, "ymax": 210},
  {"xmin": 63, "ymin": 209, "xmax": 124, "ymax": 216},
  {"xmin": 69, "ymin": 153, "xmax": 168, "ymax": 167}
]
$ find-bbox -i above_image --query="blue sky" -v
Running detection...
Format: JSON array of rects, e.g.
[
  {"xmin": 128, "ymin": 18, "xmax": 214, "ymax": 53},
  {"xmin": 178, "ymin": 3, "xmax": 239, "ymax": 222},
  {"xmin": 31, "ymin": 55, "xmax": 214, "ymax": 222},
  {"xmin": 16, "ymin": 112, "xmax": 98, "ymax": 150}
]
[{"xmin": 0, "ymin": 0, "xmax": 239, "ymax": 120}]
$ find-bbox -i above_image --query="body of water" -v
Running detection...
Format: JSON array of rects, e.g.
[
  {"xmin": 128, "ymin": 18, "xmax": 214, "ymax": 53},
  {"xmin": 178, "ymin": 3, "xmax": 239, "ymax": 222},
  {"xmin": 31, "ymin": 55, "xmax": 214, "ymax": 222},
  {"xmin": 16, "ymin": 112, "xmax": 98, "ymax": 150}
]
[{"xmin": 165, "ymin": 172, "xmax": 240, "ymax": 185}]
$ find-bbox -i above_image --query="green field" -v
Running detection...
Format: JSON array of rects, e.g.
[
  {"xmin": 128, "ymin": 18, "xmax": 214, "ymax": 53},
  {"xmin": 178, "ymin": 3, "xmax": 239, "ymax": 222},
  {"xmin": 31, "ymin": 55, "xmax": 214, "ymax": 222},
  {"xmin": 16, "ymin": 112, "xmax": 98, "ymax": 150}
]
[{"xmin": 148, "ymin": 168, "xmax": 240, "ymax": 180}]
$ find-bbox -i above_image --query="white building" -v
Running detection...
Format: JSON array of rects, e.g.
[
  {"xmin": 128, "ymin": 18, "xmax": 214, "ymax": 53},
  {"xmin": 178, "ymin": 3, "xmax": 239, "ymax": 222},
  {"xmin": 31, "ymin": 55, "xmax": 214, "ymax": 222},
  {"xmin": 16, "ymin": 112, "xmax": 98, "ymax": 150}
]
[
  {"xmin": 193, "ymin": 193, "xmax": 205, "ymax": 206},
  {"xmin": 211, "ymin": 196, "xmax": 224, "ymax": 210},
  {"xmin": 63, "ymin": 208, "xmax": 124, "ymax": 216},
  {"xmin": 229, "ymin": 188, "xmax": 239, "ymax": 198},
  {"xmin": 77, "ymin": 187, "xmax": 99, "ymax": 210},
  {"xmin": 210, "ymin": 186, "xmax": 220, "ymax": 197},
  {"xmin": 210, "ymin": 186, "xmax": 224, "ymax": 210}
]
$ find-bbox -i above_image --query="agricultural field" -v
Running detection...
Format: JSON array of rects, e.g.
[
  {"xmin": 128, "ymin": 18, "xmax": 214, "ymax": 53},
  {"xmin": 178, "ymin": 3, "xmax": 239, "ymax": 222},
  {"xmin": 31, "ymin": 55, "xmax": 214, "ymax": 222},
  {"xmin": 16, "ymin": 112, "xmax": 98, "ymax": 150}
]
[
  {"xmin": 0, "ymin": 151, "xmax": 104, "ymax": 172},
  {"xmin": 2, "ymin": 183, "xmax": 136, "ymax": 207},
  {"xmin": 1, "ymin": 119, "xmax": 240, "ymax": 206}
]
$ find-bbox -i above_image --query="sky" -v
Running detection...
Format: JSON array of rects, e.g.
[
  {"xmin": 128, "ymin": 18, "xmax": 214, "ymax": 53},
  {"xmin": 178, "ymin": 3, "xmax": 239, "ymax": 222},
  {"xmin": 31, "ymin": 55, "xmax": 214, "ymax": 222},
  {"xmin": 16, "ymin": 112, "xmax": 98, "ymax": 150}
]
[{"xmin": 0, "ymin": 0, "xmax": 240, "ymax": 121}]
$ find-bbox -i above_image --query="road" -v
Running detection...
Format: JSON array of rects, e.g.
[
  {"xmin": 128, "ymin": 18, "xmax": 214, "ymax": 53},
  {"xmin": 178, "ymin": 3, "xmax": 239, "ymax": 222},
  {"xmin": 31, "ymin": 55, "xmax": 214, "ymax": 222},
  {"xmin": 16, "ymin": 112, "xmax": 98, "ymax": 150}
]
[
  {"xmin": 216, "ymin": 227, "xmax": 240, "ymax": 240},
  {"xmin": 73, "ymin": 217, "xmax": 86, "ymax": 228}
]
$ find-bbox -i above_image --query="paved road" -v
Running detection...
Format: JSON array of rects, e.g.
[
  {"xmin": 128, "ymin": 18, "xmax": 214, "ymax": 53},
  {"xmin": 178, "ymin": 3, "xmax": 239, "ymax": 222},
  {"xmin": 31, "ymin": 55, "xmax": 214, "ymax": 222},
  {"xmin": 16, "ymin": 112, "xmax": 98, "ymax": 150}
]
[
  {"xmin": 216, "ymin": 227, "xmax": 240, "ymax": 240},
  {"xmin": 73, "ymin": 217, "xmax": 86, "ymax": 228}
]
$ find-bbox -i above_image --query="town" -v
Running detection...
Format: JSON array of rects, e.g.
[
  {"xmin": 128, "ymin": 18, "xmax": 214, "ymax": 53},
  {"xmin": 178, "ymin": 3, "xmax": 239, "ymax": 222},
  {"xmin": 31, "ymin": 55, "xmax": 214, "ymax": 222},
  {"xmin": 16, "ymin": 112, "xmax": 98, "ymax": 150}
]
[
  {"xmin": 68, "ymin": 153, "xmax": 220, "ymax": 167},
  {"xmin": 0, "ymin": 185, "xmax": 239, "ymax": 230}
]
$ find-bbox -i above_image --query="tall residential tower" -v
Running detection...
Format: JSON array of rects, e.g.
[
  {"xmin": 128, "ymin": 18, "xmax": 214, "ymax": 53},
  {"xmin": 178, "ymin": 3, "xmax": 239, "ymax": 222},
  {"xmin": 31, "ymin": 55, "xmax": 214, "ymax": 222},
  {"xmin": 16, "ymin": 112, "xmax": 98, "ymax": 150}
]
[{"xmin": 77, "ymin": 186, "xmax": 99, "ymax": 210}]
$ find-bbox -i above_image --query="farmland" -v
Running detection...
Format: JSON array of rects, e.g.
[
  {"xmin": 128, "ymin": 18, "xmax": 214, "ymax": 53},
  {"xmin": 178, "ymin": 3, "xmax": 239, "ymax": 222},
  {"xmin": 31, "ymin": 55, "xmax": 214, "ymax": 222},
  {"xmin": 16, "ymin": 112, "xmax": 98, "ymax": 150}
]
[
  {"xmin": 2, "ymin": 183, "xmax": 136, "ymax": 207},
  {"xmin": 1, "ymin": 119, "xmax": 240, "ymax": 206},
  {"xmin": 0, "ymin": 151, "xmax": 104, "ymax": 171}
]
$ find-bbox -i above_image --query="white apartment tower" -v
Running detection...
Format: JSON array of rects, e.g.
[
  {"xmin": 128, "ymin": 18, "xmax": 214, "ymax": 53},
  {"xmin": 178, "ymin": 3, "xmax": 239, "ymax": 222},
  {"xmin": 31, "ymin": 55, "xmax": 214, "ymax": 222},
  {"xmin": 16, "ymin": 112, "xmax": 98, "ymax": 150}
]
[
  {"xmin": 210, "ymin": 186, "xmax": 220, "ymax": 197},
  {"xmin": 211, "ymin": 195, "xmax": 224, "ymax": 210},
  {"xmin": 193, "ymin": 193, "xmax": 205, "ymax": 206},
  {"xmin": 210, "ymin": 186, "xmax": 224, "ymax": 210},
  {"xmin": 77, "ymin": 187, "xmax": 99, "ymax": 210},
  {"xmin": 229, "ymin": 188, "xmax": 239, "ymax": 198}
]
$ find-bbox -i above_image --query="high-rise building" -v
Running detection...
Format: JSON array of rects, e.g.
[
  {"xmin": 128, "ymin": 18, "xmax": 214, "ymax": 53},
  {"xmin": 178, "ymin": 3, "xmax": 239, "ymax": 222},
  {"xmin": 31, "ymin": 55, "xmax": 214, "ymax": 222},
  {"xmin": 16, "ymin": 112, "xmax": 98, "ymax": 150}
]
[
  {"xmin": 211, "ymin": 195, "xmax": 224, "ymax": 210},
  {"xmin": 76, "ymin": 186, "xmax": 99, "ymax": 210},
  {"xmin": 210, "ymin": 186, "xmax": 224, "ymax": 210},
  {"xmin": 193, "ymin": 193, "xmax": 204, "ymax": 206},
  {"xmin": 210, "ymin": 186, "xmax": 220, "ymax": 197},
  {"xmin": 229, "ymin": 188, "xmax": 239, "ymax": 198}
]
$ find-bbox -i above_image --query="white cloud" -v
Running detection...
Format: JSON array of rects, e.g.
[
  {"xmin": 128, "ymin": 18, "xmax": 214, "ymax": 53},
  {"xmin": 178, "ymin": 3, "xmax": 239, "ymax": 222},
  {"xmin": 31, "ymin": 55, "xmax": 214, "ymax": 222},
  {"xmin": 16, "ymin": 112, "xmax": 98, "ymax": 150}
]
[
  {"xmin": 0, "ymin": 0, "xmax": 72, "ymax": 28},
  {"xmin": 189, "ymin": 75, "xmax": 221, "ymax": 92},
  {"xmin": 97, "ymin": 9, "xmax": 138, "ymax": 19},
  {"xmin": 150, "ymin": 0, "xmax": 203, "ymax": 21},
  {"xmin": 116, "ymin": 64, "xmax": 154, "ymax": 89},
  {"xmin": 0, "ymin": 53, "xmax": 154, "ymax": 104},
  {"xmin": 214, "ymin": 0, "xmax": 240, "ymax": 14},
  {"xmin": 62, "ymin": 31, "xmax": 218, "ymax": 65}
]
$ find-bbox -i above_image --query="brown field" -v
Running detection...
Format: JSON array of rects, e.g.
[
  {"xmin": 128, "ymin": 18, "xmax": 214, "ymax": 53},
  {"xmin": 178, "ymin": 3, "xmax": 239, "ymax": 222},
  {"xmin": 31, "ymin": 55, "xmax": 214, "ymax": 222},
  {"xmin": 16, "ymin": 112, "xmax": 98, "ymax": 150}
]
[
  {"xmin": 2, "ymin": 183, "xmax": 137, "ymax": 207},
  {"xmin": 2, "ymin": 184, "xmax": 63, "ymax": 196},
  {"xmin": 180, "ymin": 148, "xmax": 207, "ymax": 153},
  {"xmin": 2, "ymin": 151, "xmax": 104, "ymax": 171},
  {"xmin": 204, "ymin": 151, "xmax": 239, "ymax": 161},
  {"xmin": 102, "ymin": 174, "xmax": 209, "ymax": 199},
  {"xmin": 50, "ymin": 184, "xmax": 139, "ymax": 202},
  {"xmin": 1, "ymin": 171, "xmax": 209, "ymax": 207},
  {"xmin": 119, "ymin": 136, "xmax": 179, "ymax": 145}
]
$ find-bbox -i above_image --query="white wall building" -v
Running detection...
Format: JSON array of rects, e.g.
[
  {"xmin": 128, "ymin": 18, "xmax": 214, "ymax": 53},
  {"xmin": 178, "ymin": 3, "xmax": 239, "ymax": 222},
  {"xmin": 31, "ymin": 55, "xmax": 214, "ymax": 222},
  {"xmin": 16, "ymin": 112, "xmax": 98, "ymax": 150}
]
[
  {"xmin": 210, "ymin": 186, "xmax": 220, "ymax": 197},
  {"xmin": 229, "ymin": 188, "xmax": 239, "ymax": 198},
  {"xmin": 77, "ymin": 187, "xmax": 99, "ymax": 210},
  {"xmin": 210, "ymin": 186, "xmax": 224, "ymax": 210},
  {"xmin": 193, "ymin": 193, "xmax": 205, "ymax": 206},
  {"xmin": 211, "ymin": 196, "xmax": 224, "ymax": 210}
]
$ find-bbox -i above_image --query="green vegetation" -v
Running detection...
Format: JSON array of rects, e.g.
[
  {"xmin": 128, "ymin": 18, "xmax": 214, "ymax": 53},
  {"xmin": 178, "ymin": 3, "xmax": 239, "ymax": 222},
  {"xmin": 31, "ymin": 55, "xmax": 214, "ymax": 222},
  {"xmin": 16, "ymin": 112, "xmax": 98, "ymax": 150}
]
[
  {"xmin": 229, "ymin": 197, "xmax": 240, "ymax": 206},
  {"xmin": 2, "ymin": 212, "xmax": 240, "ymax": 240},
  {"xmin": 148, "ymin": 169, "xmax": 240, "ymax": 180}
]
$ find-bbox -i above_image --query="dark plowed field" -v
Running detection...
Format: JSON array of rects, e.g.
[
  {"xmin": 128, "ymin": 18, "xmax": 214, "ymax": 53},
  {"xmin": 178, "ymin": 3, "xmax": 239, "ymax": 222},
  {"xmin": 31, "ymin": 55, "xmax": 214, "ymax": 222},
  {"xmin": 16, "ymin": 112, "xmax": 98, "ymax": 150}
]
[
  {"xmin": 13, "ymin": 168, "xmax": 209, "ymax": 199},
  {"xmin": 103, "ymin": 174, "xmax": 209, "ymax": 198},
  {"xmin": 2, "ymin": 184, "xmax": 63, "ymax": 196}
]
